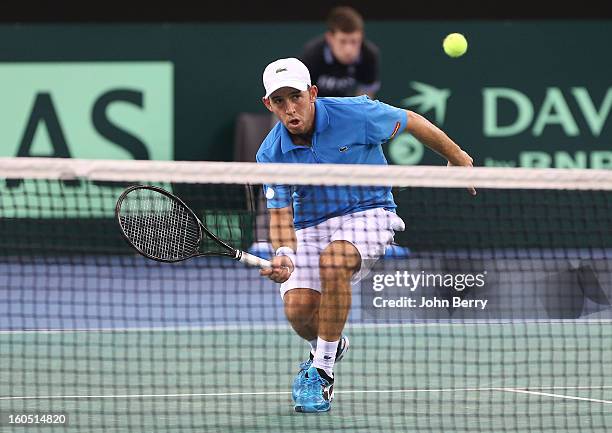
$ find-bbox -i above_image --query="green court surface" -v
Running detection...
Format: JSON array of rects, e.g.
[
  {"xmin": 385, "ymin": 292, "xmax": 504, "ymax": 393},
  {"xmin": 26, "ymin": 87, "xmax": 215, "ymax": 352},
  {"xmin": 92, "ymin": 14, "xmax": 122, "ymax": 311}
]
[{"xmin": 2, "ymin": 322, "xmax": 611, "ymax": 433}]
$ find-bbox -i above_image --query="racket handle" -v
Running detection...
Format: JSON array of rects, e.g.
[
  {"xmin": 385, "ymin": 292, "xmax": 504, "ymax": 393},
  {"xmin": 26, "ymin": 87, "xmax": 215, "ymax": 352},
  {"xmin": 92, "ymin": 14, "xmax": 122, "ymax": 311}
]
[{"xmin": 237, "ymin": 251, "xmax": 272, "ymax": 269}]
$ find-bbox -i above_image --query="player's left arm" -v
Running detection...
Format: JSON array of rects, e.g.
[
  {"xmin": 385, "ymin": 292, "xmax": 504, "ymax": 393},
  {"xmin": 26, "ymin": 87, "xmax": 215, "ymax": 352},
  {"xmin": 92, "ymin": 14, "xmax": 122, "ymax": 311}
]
[
  {"xmin": 404, "ymin": 110, "xmax": 477, "ymax": 195},
  {"xmin": 363, "ymin": 99, "xmax": 476, "ymax": 194},
  {"xmin": 404, "ymin": 110, "xmax": 472, "ymax": 167}
]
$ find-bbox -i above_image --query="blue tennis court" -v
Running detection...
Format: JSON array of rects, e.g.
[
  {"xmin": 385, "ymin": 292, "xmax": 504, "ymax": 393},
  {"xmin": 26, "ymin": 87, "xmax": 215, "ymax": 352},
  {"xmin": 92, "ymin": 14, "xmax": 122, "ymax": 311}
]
[{"xmin": 2, "ymin": 255, "xmax": 612, "ymax": 432}]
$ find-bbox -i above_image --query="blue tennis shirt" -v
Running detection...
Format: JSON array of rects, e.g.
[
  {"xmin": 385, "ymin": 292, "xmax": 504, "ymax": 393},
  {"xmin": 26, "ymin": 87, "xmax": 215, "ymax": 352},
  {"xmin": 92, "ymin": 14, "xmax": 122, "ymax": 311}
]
[{"xmin": 256, "ymin": 96, "xmax": 407, "ymax": 230}]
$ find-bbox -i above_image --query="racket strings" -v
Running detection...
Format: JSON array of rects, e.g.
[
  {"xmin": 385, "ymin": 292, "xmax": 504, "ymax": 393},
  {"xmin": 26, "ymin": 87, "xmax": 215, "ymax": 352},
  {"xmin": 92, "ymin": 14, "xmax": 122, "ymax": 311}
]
[{"xmin": 120, "ymin": 190, "xmax": 200, "ymax": 261}]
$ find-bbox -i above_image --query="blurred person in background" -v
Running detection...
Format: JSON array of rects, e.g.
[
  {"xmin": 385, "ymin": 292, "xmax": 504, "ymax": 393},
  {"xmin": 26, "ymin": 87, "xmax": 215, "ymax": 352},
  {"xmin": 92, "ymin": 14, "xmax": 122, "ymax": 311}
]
[{"xmin": 300, "ymin": 6, "xmax": 380, "ymax": 98}]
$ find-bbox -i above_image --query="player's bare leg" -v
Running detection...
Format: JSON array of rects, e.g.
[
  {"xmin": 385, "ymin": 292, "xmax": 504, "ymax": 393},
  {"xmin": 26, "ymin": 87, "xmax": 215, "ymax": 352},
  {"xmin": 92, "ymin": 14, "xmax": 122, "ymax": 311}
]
[
  {"xmin": 283, "ymin": 289, "xmax": 349, "ymax": 361},
  {"xmin": 293, "ymin": 240, "xmax": 359, "ymax": 412},
  {"xmin": 283, "ymin": 289, "xmax": 320, "ymax": 341},
  {"xmin": 317, "ymin": 240, "xmax": 360, "ymax": 343}
]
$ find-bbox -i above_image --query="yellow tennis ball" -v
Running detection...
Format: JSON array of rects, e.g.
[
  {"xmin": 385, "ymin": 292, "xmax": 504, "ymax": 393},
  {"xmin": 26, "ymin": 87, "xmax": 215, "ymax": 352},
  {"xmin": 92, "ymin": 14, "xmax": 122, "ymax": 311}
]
[{"xmin": 443, "ymin": 33, "xmax": 468, "ymax": 58}]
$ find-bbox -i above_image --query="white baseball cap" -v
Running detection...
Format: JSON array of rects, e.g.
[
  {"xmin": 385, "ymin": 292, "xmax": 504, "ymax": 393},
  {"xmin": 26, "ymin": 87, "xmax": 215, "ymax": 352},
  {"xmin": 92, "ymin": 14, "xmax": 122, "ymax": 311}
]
[{"xmin": 262, "ymin": 58, "xmax": 311, "ymax": 98}]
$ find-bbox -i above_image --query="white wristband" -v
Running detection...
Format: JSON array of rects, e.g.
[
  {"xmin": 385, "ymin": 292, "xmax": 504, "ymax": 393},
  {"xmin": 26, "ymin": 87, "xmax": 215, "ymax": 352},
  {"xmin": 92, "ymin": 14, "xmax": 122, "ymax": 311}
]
[{"xmin": 275, "ymin": 246, "xmax": 296, "ymax": 267}]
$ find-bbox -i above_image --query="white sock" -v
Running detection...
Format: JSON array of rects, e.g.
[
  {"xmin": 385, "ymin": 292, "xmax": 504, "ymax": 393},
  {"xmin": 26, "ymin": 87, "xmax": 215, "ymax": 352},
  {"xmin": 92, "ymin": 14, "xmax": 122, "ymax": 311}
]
[
  {"xmin": 312, "ymin": 337, "xmax": 338, "ymax": 378},
  {"xmin": 308, "ymin": 339, "xmax": 318, "ymax": 356}
]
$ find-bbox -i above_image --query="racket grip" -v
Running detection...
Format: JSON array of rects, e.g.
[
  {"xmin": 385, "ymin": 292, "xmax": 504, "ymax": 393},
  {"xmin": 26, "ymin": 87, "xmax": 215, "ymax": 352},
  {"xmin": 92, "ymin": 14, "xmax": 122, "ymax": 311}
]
[{"xmin": 237, "ymin": 251, "xmax": 272, "ymax": 268}]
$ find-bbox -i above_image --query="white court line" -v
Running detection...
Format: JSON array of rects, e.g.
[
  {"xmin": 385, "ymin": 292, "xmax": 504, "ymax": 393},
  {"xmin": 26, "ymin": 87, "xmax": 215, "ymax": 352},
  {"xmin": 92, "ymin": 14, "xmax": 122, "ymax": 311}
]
[
  {"xmin": 497, "ymin": 388, "xmax": 612, "ymax": 404},
  {"xmin": 3, "ymin": 385, "xmax": 612, "ymax": 401},
  {"xmin": 0, "ymin": 391, "xmax": 291, "ymax": 400}
]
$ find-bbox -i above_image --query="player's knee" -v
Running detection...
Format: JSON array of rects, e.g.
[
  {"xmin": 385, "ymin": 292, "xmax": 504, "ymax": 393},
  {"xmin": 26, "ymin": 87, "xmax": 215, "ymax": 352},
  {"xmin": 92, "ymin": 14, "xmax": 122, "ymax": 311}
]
[
  {"xmin": 283, "ymin": 290, "xmax": 319, "ymax": 324},
  {"xmin": 319, "ymin": 241, "xmax": 361, "ymax": 282}
]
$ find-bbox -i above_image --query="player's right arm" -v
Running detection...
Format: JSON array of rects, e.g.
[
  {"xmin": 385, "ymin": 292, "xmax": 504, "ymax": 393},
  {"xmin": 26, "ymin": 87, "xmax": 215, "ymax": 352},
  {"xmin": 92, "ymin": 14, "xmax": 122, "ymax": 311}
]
[
  {"xmin": 259, "ymin": 206, "xmax": 296, "ymax": 283},
  {"xmin": 256, "ymin": 145, "xmax": 296, "ymax": 283},
  {"xmin": 269, "ymin": 207, "xmax": 297, "ymax": 252}
]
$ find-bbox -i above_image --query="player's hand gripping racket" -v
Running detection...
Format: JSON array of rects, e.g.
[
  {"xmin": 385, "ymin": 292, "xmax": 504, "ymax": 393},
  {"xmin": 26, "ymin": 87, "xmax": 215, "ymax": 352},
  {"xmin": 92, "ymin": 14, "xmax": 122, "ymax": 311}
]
[{"xmin": 115, "ymin": 185, "xmax": 271, "ymax": 268}]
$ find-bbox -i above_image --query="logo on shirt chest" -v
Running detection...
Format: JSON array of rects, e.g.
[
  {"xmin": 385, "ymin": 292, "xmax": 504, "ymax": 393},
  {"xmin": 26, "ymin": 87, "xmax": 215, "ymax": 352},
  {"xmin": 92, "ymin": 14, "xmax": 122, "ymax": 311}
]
[{"xmin": 339, "ymin": 145, "xmax": 349, "ymax": 152}]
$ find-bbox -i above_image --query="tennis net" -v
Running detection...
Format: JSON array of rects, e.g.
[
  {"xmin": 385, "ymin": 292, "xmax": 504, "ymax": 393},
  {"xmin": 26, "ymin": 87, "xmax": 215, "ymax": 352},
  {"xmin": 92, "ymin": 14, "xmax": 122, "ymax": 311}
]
[{"xmin": 1, "ymin": 157, "xmax": 611, "ymax": 432}]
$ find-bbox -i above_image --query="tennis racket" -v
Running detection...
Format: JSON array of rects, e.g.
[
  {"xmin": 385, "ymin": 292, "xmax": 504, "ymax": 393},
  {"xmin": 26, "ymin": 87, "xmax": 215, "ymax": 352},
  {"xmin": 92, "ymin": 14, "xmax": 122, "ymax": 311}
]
[{"xmin": 115, "ymin": 185, "xmax": 271, "ymax": 268}]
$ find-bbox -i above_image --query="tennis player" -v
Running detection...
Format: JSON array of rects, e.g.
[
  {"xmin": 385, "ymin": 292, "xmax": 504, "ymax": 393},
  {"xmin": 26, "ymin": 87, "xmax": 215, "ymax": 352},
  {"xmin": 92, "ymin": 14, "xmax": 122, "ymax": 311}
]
[{"xmin": 256, "ymin": 58, "xmax": 475, "ymax": 413}]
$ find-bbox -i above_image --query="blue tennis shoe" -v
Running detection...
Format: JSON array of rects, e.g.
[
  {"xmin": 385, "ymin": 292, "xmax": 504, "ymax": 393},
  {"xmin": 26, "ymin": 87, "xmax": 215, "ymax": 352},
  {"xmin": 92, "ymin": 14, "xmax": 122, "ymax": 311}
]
[
  {"xmin": 294, "ymin": 366, "xmax": 334, "ymax": 413},
  {"xmin": 291, "ymin": 335, "xmax": 349, "ymax": 402}
]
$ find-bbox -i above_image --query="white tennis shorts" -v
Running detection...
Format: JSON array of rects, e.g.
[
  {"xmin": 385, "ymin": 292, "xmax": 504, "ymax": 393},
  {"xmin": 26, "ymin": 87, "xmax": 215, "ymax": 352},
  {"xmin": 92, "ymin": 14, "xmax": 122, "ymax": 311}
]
[{"xmin": 280, "ymin": 207, "xmax": 405, "ymax": 299}]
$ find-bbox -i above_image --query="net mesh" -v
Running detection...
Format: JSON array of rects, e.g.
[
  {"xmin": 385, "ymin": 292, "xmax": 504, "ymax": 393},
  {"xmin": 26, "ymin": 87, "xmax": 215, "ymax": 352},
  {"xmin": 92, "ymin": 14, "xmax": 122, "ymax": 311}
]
[{"xmin": 1, "ymin": 157, "xmax": 612, "ymax": 432}]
